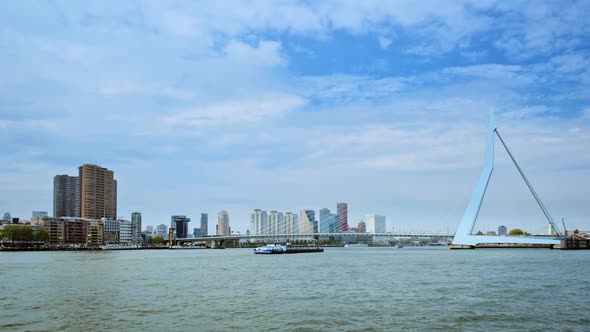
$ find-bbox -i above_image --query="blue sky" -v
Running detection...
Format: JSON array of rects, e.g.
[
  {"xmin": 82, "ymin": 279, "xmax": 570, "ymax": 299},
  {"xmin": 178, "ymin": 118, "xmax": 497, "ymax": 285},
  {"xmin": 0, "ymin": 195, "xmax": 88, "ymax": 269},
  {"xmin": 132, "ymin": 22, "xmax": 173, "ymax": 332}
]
[{"xmin": 1, "ymin": 1, "xmax": 590, "ymax": 234}]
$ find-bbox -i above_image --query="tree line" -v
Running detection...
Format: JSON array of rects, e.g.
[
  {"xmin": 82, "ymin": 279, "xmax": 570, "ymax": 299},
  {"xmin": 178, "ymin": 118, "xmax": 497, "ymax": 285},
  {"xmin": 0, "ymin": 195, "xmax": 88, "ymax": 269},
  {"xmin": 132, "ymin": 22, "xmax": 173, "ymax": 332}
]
[{"xmin": 0, "ymin": 225, "xmax": 49, "ymax": 243}]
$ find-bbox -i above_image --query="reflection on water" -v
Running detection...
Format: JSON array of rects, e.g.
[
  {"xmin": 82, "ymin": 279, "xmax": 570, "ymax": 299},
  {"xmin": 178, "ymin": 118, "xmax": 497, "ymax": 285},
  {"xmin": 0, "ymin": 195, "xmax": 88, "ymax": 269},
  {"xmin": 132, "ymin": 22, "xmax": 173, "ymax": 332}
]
[{"xmin": 1, "ymin": 248, "xmax": 589, "ymax": 331}]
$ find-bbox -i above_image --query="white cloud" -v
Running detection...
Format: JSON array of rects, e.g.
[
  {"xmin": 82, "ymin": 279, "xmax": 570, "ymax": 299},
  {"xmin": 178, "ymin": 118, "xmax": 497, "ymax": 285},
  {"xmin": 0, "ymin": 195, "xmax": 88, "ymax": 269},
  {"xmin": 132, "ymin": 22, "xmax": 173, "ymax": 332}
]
[
  {"xmin": 164, "ymin": 94, "xmax": 306, "ymax": 127},
  {"xmin": 378, "ymin": 36, "xmax": 392, "ymax": 49},
  {"xmin": 494, "ymin": 1, "xmax": 590, "ymax": 58},
  {"xmin": 300, "ymin": 75, "xmax": 404, "ymax": 102},
  {"xmin": 97, "ymin": 79, "xmax": 194, "ymax": 99},
  {"xmin": 441, "ymin": 64, "xmax": 536, "ymax": 85},
  {"xmin": 223, "ymin": 40, "xmax": 286, "ymax": 67},
  {"xmin": 549, "ymin": 54, "xmax": 589, "ymax": 74},
  {"xmin": 0, "ymin": 120, "xmax": 11, "ymax": 129}
]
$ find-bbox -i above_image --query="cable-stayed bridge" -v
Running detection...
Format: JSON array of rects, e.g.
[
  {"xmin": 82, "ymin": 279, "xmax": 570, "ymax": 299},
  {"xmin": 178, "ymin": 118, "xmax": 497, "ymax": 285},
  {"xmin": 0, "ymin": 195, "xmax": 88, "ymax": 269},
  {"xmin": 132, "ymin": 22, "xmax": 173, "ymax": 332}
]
[{"xmin": 451, "ymin": 112, "xmax": 562, "ymax": 248}]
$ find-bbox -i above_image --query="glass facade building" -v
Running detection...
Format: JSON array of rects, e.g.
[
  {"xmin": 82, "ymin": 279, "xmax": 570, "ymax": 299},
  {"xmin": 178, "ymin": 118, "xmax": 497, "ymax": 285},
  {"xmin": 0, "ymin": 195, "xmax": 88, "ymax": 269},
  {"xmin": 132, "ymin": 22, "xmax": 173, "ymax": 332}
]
[
  {"xmin": 200, "ymin": 213, "xmax": 208, "ymax": 236},
  {"xmin": 171, "ymin": 215, "xmax": 191, "ymax": 239},
  {"xmin": 319, "ymin": 209, "xmax": 338, "ymax": 233}
]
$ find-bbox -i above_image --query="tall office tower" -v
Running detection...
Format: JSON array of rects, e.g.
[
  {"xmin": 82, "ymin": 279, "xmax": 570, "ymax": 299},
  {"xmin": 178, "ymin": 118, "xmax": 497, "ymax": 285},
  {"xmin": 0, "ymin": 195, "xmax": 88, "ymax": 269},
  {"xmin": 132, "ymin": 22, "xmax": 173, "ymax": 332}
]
[
  {"xmin": 319, "ymin": 208, "xmax": 338, "ymax": 233},
  {"xmin": 171, "ymin": 215, "xmax": 191, "ymax": 239},
  {"xmin": 337, "ymin": 203, "xmax": 348, "ymax": 232},
  {"xmin": 146, "ymin": 225, "xmax": 154, "ymax": 234},
  {"xmin": 363, "ymin": 214, "xmax": 386, "ymax": 233},
  {"xmin": 284, "ymin": 212, "xmax": 298, "ymax": 235},
  {"xmin": 131, "ymin": 212, "xmax": 142, "ymax": 243},
  {"xmin": 498, "ymin": 225, "xmax": 507, "ymax": 236},
  {"xmin": 53, "ymin": 175, "xmax": 80, "ymax": 217},
  {"xmin": 250, "ymin": 209, "xmax": 268, "ymax": 235},
  {"xmin": 217, "ymin": 210, "xmax": 230, "ymax": 235},
  {"xmin": 3, "ymin": 212, "xmax": 11, "ymax": 222},
  {"xmin": 156, "ymin": 224, "xmax": 168, "ymax": 238},
  {"xmin": 200, "ymin": 213, "xmax": 208, "ymax": 236},
  {"xmin": 299, "ymin": 209, "xmax": 315, "ymax": 235},
  {"xmin": 268, "ymin": 211, "xmax": 284, "ymax": 235},
  {"xmin": 79, "ymin": 164, "xmax": 116, "ymax": 219}
]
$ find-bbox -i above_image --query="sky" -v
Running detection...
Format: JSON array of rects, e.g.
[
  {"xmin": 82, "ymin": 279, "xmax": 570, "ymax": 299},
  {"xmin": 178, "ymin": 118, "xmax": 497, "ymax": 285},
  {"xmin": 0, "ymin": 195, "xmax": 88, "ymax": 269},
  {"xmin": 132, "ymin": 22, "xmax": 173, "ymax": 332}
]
[{"xmin": 1, "ymin": 1, "xmax": 590, "ymax": 235}]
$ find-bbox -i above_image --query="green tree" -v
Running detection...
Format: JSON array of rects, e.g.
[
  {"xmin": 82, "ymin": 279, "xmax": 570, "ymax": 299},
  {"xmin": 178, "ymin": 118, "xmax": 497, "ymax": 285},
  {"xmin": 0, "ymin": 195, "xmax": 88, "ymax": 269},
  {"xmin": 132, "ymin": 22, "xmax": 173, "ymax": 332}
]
[
  {"xmin": 1, "ymin": 225, "xmax": 16, "ymax": 242},
  {"xmin": 35, "ymin": 226, "xmax": 50, "ymax": 243},
  {"xmin": 13, "ymin": 226, "xmax": 34, "ymax": 242},
  {"xmin": 151, "ymin": 235, "xmax": 164, "ymax": 244},
  {"xmin": 508, "ymin": 228, "xmax": 525, "ymax": 236}
]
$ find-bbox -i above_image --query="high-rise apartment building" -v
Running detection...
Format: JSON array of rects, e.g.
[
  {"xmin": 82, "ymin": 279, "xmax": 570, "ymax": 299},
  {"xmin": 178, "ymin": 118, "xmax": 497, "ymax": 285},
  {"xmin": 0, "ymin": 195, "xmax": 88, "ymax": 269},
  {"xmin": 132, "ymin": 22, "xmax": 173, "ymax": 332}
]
[
  {"xmin": 337, "ymin": 203, "xmax": 348, "ymax": 232},
  {"xmin": 284, "ymin": 212, "xmax": 298, "ymax": 235},
  {"xmin": 268, "ymin": 211, "xmax": 285, "ymax": 235},
  {"xmin": 53, "ymin": 175, "xmax": 80, "ymax": 217},
  {"xmin": 146, "ymin": 225, "xmax": 154, "ymax": 234},
  {"xmin": 217, "ymin": 210, "xmax": 230, "ymax": 236},
  {"xmin": 299, "ymin": 209, "xmax": 315, "ymax": 235},
  {"xmin": 200, "ymin": 213, "xmax": 208, "ymax": 236},
  {"xmin": 79, "ymin": 164, "xmax": 117, "ymax": 219},
  {"xmin": 171, "ymin": 215, "xmax": 191, "ymax": 239},
  {"xmin": 363, "ymin": 214, "xmax": 386, "ymax": 233},
  {"xmin": 132, "ymin": 212, "xmax": 142, "ymax": 243},
  {"xmin": 250, "ymin": 209, "xmax": 268, "ymax": 235}
]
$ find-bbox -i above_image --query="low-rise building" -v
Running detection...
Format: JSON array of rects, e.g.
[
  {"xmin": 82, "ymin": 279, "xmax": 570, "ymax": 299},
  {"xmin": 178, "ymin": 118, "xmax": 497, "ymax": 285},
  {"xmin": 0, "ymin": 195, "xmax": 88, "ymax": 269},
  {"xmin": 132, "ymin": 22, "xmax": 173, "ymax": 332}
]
[
  {"xmin": 87, "ymin": 219, "xmax": 104, "ymax": 246},
  {"xmin": 38, "ymin": 217, "xmax": 105, "ymax": 246},
  {"xmin": 103, "ymin": 219, "xmax": 120, "ymax": 244}
]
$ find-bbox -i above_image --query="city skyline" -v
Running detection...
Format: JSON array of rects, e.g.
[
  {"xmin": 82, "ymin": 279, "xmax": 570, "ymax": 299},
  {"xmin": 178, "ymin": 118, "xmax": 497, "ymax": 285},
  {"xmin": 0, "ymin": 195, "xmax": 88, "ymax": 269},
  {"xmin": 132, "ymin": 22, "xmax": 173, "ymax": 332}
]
[{"xmin": 1, "ymin": 2, "xmax": 589, "ymax": 234}]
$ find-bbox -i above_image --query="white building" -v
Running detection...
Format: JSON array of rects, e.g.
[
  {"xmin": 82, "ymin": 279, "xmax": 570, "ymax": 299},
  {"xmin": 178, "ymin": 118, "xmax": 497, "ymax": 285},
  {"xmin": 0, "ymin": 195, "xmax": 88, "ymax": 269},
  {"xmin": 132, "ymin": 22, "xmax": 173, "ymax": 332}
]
[
  {"xmin": 119, "ymin": 219, "xmax": 133, "ymax": 244},
  {"xmin": 299, "ymin": 210, "xmax": 315, "ymax": 235},
  {"xmin": 250, "ymin": 209, "xmax": 267, "ymax": 235},
  {"xmin": 363, "ymin": 214, "xmax": 386, "ymax": 233},
  {"xmin": 268, "ymin": 211, "xmax": 285, "ymax": 235},
  {"xmin": 217, "ymin": 210, "xmax": 230, "ymax": 236},
  {"xmin": 284, "ymin": 212, "xmax": 298, "ymax": 235}
]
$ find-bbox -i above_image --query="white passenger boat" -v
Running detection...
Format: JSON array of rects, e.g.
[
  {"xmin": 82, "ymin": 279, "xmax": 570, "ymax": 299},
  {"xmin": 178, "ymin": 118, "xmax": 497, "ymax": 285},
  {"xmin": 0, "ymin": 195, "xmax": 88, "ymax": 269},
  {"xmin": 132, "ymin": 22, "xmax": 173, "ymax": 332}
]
[
  {"xmin": 254, "ymin": 244, "xmax": 287, "ymax": 254},
  {"xmin": 344, "ymin": 243, "xmax": 368, "ymax": 248}
]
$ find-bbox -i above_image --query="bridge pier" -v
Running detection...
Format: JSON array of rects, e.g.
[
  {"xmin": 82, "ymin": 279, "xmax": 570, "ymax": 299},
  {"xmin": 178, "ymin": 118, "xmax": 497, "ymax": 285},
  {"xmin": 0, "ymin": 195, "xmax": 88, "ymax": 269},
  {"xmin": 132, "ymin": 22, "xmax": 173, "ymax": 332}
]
[{"xmin": 210, "ymin": 239, "xmax": 225, "ymax": 249}]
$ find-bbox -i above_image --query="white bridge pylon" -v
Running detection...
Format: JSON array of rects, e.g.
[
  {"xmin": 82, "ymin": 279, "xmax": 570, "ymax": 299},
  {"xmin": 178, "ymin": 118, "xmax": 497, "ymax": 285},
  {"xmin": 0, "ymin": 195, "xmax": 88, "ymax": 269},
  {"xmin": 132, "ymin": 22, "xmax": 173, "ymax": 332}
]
[{"xmin": 452, "ymin": 112, "xmax": 561, "ymax": 246}]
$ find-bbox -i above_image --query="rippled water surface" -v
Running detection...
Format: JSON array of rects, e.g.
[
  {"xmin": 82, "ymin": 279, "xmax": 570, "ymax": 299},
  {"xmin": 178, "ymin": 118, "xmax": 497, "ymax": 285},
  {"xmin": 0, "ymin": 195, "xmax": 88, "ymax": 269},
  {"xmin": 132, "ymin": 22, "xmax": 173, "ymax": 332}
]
[{"xmin": 1, "ymin": 248, "xmax": 589, "ymax": 331}]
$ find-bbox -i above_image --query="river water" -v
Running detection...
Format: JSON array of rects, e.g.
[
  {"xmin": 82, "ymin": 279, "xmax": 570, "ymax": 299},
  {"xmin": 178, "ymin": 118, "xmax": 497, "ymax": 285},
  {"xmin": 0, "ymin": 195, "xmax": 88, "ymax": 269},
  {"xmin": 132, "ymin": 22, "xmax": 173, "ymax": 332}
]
[{"xmin": 1, "ymin": 247, "xmax": 589, "ymax": 331}]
